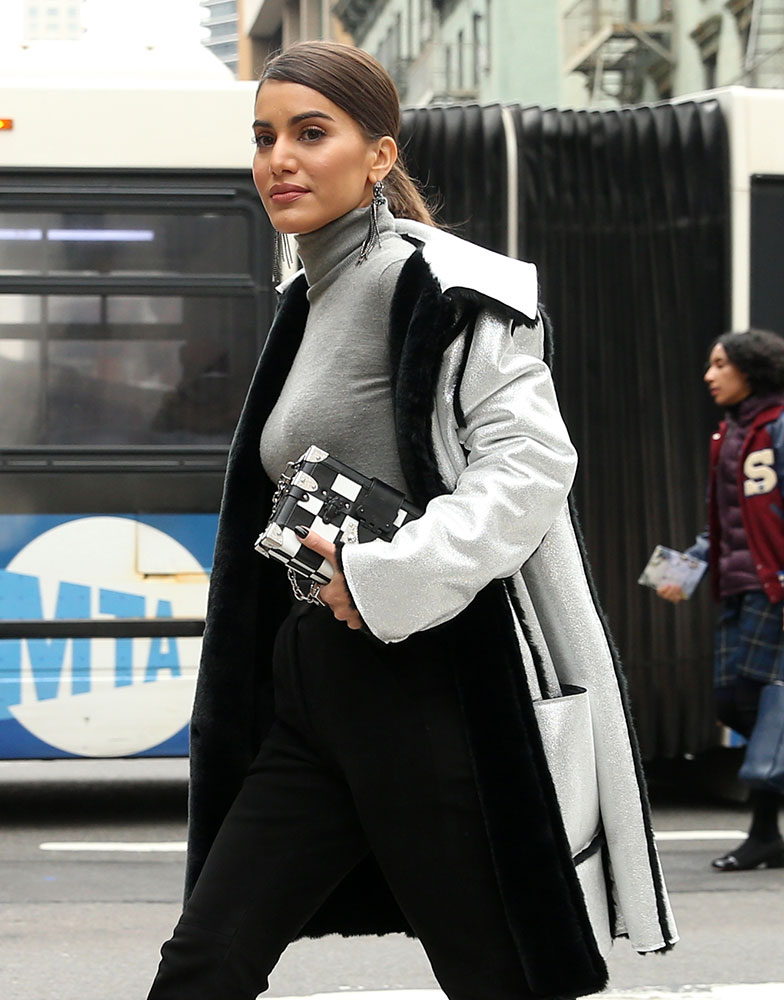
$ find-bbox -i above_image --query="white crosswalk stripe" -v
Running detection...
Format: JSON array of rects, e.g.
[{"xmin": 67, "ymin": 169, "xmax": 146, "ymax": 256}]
[
  {"xmin": 266, "ymin": 989, "xmax": 784, "ymax": 1000},
  {"xmin": 35, "ymin": 830, "xmax": 753, "ymax": 854},
  {"xmin": 39, "ymin": 840, "xmax": 186, "ymax": 852},
  {"xmin": 599, "ymin": 987, "xmax": 784, "ymax": 999},
  {"xmin": 653, "ymin": 829, "xmax": 747, "ymax": 841}
]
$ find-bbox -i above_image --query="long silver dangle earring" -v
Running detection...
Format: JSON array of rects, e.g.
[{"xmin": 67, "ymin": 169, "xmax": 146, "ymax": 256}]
[
  {"xmin": 356, "ymin": 180, "xmax": 385, "ymax": 265},
  {"xmin": 272, "ymin": 230, "xmax": 294, "ymax": 283}
]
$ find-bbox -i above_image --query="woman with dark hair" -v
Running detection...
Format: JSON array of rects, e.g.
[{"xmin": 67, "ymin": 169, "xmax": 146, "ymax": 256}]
[
  {"xmin": 147, "ymin": 41, "xmax": 676, "ymax": 1000},
  {"xmin": 659, "ymin": 328, "xmax": 784, "ymax": 872}
]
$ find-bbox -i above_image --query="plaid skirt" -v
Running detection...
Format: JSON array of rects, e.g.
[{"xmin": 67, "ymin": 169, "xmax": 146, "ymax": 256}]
[{"xmin": 714, "ymin": 590, "xmax": 784, "ymax": 688}]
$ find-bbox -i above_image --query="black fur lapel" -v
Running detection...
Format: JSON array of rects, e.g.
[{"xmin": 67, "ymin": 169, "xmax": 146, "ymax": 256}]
[
  {"xmin": 389, "ymin": 251, "xmax": 459, "ymax": 505},
  {"xmin": 389, "ymin": 251, "xmax": 542, "ymax": 504},
  {"xmin": 186, "ymin": 277, "xmax": 310, "ymax": 899}
]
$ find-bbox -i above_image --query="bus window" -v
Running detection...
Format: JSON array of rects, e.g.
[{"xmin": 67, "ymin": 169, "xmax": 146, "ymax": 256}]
[
  {"xmin": 750, "ymin": 176, "xmax": 784, "ymax": 336},
  {"xmin": 0, "ymin": 211, "xmax": 251, "ymax": 276},
  {"xmin": 0, "ymin": 173, "xmax": 270, "ymax": 451},
  {"xmin": 0, "ymin": 292, "xmax": 258, "ymax": 446}
]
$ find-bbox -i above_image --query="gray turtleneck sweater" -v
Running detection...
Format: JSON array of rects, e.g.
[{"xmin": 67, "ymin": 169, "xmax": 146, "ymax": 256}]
[{"xmin": 260, "ymin": 203, "xmax": 416, "ymax": 493}]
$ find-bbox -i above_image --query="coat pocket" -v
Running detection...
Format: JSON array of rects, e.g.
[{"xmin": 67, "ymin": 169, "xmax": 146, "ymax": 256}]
[{"xmin": 534, "ymin": 684, "xmax": 612, "ymax": 954}]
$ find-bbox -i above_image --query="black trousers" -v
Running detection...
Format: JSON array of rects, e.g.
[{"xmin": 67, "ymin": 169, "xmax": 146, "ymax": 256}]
[{"xmin": 147, "ymin": 603, "xmax": 531, "ymax": 1000}]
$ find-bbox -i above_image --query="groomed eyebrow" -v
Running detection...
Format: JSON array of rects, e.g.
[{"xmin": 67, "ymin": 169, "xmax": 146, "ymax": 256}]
[{"xmin": 252, "ymin": 111, "xmax": 335, "ymax": 129}]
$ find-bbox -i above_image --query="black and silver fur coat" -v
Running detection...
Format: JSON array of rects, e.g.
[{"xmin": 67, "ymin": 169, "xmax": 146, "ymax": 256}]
[{"xmin": 186, "ymin": 220, "xmax": 677, "ymax": 999}]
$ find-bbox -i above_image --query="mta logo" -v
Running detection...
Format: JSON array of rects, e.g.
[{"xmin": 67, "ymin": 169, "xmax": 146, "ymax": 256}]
[{"xmin": 0, "ymin": 568, "xmax": 180, "ymax": 721}]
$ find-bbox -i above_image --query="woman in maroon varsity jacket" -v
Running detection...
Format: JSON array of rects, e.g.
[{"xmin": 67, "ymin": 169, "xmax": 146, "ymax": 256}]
[{"xmin": 660, "ymin": 328, "xmax": 784, "ymax": 871}]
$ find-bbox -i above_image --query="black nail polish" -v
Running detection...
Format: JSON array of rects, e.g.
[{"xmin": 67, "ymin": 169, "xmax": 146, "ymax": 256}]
[{"xmin": 294, "ymin": 525, "xmax": 309, "ymax": 539}]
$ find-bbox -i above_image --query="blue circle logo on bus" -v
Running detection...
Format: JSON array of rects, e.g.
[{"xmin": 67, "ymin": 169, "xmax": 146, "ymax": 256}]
[{"xmin": 0, "ymin": 516, "xmax": 209, "ymax": 757}]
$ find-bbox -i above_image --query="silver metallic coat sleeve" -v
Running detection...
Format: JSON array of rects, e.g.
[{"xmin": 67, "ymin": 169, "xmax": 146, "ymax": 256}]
[{"xmin": 341, "ymin": 310, "xmax": 578, "ymax": 644}]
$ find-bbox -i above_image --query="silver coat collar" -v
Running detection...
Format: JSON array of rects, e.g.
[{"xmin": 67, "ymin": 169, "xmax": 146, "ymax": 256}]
[{"xmin": 394, "ymin": 218, "xmax": 539, "ymax": 321}]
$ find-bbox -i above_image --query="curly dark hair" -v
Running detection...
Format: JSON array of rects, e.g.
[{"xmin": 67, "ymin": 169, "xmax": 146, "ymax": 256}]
[{"xmin": 708, "ymin": 328, "xmax": 784, "ymax": 394}]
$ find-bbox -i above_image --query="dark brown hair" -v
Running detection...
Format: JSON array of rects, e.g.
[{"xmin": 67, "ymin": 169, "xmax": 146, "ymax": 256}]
[
  {"xmin": 258, "ymin": 41, "xmax": 436, "ymax": 226},
  {"xmin": 708, "ymin": 329, "xmax": 784, "ymax": 395}
]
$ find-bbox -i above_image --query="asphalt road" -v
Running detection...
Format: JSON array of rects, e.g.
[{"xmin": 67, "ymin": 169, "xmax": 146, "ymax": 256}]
[{"xmin": 1, "ymin": 757, "xmax": 783, "ymax": 1000}]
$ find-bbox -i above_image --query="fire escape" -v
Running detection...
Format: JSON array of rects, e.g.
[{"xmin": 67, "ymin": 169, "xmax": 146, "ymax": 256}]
[
  {"xmin": 738, "ymin": 0, "xmax": 784, "ymax": 87},
  {"xmin": 562, "ymin": 1, "xmax": 674, "ymax": 104}
]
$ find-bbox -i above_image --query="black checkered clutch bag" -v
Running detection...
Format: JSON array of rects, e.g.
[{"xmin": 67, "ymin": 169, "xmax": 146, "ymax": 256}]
[{"xmin": 255, "ymin": 445, "xmax": 422, "ymax": 601}]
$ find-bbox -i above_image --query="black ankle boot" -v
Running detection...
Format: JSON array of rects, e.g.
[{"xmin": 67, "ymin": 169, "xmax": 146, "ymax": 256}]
[{"xmin": 712, "ymin": 836, "xmax": 784, "ymax": 872}]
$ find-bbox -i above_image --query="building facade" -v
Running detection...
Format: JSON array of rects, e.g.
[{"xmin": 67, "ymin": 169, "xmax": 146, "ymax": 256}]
[
  {"xmin": 235, "ymin": 1, "xmax": 784, "ymax": 103},
  {"xmin": 328, "ymin": 0, "xmax": 784, "ymax": 108},
  {"xmin": 240, "ymin": 1, "xmax": 349, "ymax": 79},
  {"xmin": 333, "ymin": 0, "xmax": 563, "ymax": 106},
  {"xmin": 201, "ymin": 0, "xmax": 240, "ymax": 76}
]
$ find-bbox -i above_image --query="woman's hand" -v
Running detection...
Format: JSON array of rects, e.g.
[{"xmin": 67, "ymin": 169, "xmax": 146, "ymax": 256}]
[
  {"xmin": 295, "ymin": 527, "xmax": 364, "ymax": 630},
  {"xmin": 657, "ymin": 583, "xmax": 686, "ymax": 603}
]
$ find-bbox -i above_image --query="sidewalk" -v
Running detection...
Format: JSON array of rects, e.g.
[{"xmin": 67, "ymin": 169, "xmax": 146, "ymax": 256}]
[
  {"xmin": 600, "ymin": 987, "xmax": 784, "ymax": 999},
  {"xmin": 267, "ymin": 989, "xmax": 784, "ymax": 1000}
]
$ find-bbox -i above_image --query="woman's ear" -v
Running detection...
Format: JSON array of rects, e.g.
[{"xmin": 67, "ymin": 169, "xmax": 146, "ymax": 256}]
[{"xmin": 370, "ymin": 136, "xmax": 398, "ymax": 183}]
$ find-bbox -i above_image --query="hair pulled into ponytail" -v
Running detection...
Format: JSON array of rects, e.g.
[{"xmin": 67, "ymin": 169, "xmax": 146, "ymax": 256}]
[
  {"xmin": 258, "ymin": 41, "xmax": 437, "ymax": 226},
  {"xmin": 385, "ymin": 158, "xmax": 435, "ymax": 225}
]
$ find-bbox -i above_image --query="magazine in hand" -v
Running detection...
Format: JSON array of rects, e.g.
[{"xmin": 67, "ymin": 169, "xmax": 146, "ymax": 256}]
[{"xmin": 638, "ymin": 544, "xmax": 708, "ymax": 599}]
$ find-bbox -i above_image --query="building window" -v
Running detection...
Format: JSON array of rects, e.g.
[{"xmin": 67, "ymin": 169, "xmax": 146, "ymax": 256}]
[
  {"xmin": 421, "ymin": 0, "xmax": 431, "ymax": 44},
  {"xmin": 473, "ymin": 12, "xmax": 482, "ymax": 86},
  {"xmin": 457, "ymin": 29, "xmax": 464, "ymax": 90},
  {"xmin": 485, "ymin": 0, "xmax": 492, "ymax": 73},
  {"xmin": 703, "ymin": 51, "xmax": 718, "ymax": 89}
]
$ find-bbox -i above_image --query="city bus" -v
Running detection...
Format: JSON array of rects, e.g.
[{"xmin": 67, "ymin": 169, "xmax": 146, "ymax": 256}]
[
  {"xmin": 2, "ymin": 76, "xmax": 782, "ymax": 762},
  {"xmin": 0, "ymin": 75, "xmax": 270, "ymax": 758}
]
